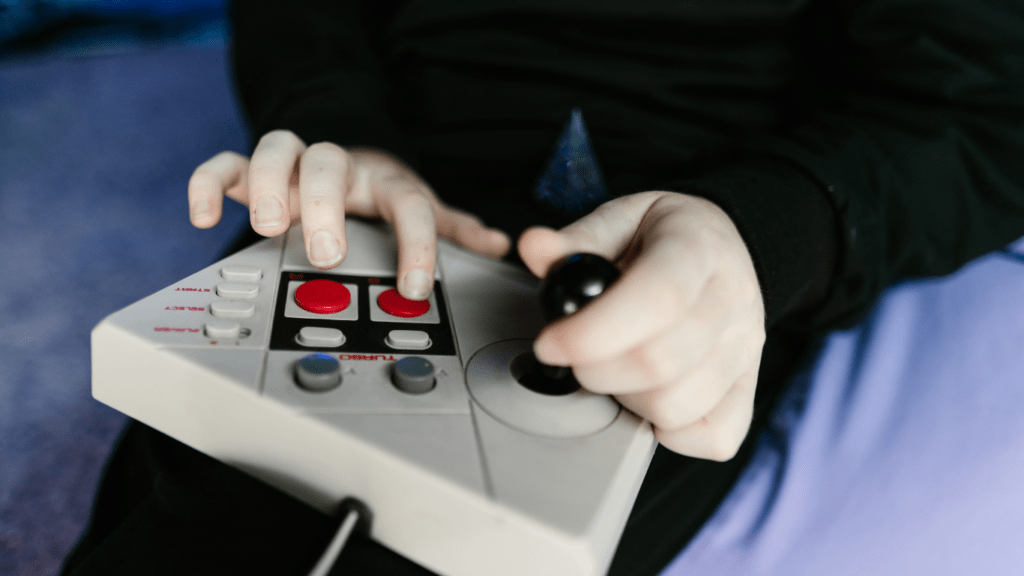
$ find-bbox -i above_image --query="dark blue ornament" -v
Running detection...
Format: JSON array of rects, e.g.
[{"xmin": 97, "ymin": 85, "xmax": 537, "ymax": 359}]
[{"xmin": 534, "ymin": 108, "xmax": 608, "ymax": 213}]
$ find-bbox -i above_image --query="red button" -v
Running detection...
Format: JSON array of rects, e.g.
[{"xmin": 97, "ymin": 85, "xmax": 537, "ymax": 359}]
[
  {"xmin": 377, "ymin": 288, "xmax": 429, "ymax": 318},
  {"xmin": 295, "ymin": 280, "xmax": 351, "ymax": 314}
]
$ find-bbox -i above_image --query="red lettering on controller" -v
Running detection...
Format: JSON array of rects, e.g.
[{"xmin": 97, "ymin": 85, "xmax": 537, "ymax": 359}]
[
  {"xmin": 289, "ymin": 273, "xmax": 304, "ymax": 280},
  {"xmin": 368, "ymin": 278, "xmax": 380, "ymax": 284},
  {"xmin": 164, "ymin": 306, "xmax": 205, "ymax": 311},
  {"xmin": 174, "ymin": 287, "xmax": 211, "ymax": 292},
  {"xmin": 337, "ymin": 354, "xmax": 396, "ymax": 361},
  {"xmin": 154, "ymin": 327, "xmax": 201, "ymax": 333}
]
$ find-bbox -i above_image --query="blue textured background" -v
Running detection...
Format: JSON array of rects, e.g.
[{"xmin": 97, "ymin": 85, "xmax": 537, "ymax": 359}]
[{"xmin": 0, "ymin": 4, "xmax": 248, "ymax": 573}]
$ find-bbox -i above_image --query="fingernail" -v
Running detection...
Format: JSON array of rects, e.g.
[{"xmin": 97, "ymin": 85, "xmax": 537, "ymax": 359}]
[
  {"xmin": 308, "ymin": 230, "xmax": 343, "ymax": 267},
  {"xmin": 534, "ymin": 337, "xmax": 568, "ymax": 366},
  {"xmin": 400, "ymin": 269, "xmax": 431, "ymax": 300},
  {"xmin": 190, "ymin": 197, "xmax": 210, "ymax": 220},
  {"xmin": 489, "ymin": 230, "xmax": 508, "ymax": 245},
  {"xmin": 253, "ymin": 197, "xmax": 283, "ymax": 227}
]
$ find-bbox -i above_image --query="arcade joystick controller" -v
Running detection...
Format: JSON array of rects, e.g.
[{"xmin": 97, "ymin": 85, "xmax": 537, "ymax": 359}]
[{"xmin": 91, "ymin": 219, "xmax": 657, "ymax": 576}]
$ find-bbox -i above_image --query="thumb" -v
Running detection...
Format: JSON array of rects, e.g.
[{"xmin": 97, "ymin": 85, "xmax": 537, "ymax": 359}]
[{"xmin": 518, "ymin": 192, "xmax": 668, "ymax": 278}]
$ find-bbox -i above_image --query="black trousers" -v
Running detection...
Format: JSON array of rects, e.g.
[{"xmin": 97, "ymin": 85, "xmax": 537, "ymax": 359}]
[{"xmin": 63, "ymin": 229, "xmax": 817, "ymax": 576}]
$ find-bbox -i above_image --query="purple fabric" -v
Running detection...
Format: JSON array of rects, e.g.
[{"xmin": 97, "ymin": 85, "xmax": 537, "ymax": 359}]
[{"xmin": 661, "ymin": 240, "xmax": 1024, "ymax": 575}]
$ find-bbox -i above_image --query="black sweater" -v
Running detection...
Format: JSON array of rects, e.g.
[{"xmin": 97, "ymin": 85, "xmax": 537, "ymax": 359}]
[{"xmin": 227, "ymin": 1, "xmax": 1024, "ymax": 573}]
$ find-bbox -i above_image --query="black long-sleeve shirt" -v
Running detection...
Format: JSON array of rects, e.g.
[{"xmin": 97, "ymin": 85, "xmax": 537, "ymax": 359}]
[{"xmin": 227, "ymin": 1, "xmax": 1024, "ymax": 574}]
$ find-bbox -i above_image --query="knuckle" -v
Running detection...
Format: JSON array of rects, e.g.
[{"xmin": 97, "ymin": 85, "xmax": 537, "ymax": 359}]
[
  {"xmin": 391, "ymin": 188, "xmax": 433, "ymax": 213},
  {"xmin": 645, "ymin": 390, "xmax": 692, "ymax": 432},
  {"xmin": 703, "ymin": 431, "xmax": 743, "ymax": 462},
  {"xmin": 305, "ymin": 141, "xmax": 348, "ymax": 165},
  {"xmin": 649, "ymin": 280, "xmax": 688, "ymax": 320},
  {"xmin": 631, "ymin": 342, "xmax": 681, "ymax": 386},
  {"xmin": 188, "ymin": 169, "xmax": 217, "ymax": 190},
  {"xmin": 259, "ymin": 129, "xmax": 302, "ymax": 148}
]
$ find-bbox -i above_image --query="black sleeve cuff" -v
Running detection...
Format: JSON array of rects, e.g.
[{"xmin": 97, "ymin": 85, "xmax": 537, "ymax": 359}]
[{"xmin": 662, "ymin": 157, "xmax": 842, "ymax": 331}]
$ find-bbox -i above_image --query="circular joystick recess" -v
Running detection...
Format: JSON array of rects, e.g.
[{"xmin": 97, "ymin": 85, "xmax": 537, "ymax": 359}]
[
  {"xmin": 377, "ymin": 288, "xmax": 430, "ymax": 318},
  {"xmin": 295, "ymin": 280, "xmax": 351, "ymax": 314},
  {"xmin": 466, "ymin": 340, "xmax": 620, "ymax": 438},
  {"xmin": 295, "ymin": 353, "xmax": 342, "ymax": 392},
  {"xmin": 391, "ymin": 356, "xmax": 436, "ymax": 394}
]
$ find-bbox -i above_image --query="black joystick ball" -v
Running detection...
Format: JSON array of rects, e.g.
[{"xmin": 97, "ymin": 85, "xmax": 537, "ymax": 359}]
[
  {"xmin": 539, "ymin": 253, "xmax": 622, "ymax": 323},
  {"xmin": 519, "ymin": 253, "xmax": 621, "ymax": 396}
]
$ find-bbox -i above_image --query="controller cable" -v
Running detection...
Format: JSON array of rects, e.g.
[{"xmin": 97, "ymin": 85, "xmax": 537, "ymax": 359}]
[{"xmin": 306, "ymin": 497, "xmax": 373, "ymax": 576}]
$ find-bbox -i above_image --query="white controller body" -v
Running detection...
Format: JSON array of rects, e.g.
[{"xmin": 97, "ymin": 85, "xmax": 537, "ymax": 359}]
[{"xmin": 92, "ymin": 219, "xmax": 657, "ymax": 576}]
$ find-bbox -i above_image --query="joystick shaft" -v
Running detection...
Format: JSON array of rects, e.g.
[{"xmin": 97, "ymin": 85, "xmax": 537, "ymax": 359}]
[{"xmin": 525, "ymin": 253, "xmax": 621, "ymax": 395}]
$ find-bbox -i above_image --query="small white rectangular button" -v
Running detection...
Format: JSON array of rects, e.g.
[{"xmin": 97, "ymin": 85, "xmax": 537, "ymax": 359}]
[
  {"xmin": 385, "ymin": 329, "xmax": 431, "ymax": 350},
  {"xmin": 297, "ymin": 327, "xmax": 345, "ymax": 347},
  {"xmin": 217, "ymin": 282, "xmax": 259, "ymax": 299},
  {"xmin": 221, "ymin": 265, "xmax": 263, "ymax": 282},
  {"xmin": 210, "ymin": 300, "xmax": 256, "ymax": 319},
  {"xmin": 205, "ymin": 321, "xmax": 241, "ymax": 339}
]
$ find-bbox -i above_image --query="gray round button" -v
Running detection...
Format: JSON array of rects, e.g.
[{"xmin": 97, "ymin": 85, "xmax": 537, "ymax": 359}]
[
  {"xmin": 391, "ymin": 357, "xmax": 435, "ymax": 394},
  {"xmin": 295, "ymin": 354, "xmax": 342, "ymax": 392}
]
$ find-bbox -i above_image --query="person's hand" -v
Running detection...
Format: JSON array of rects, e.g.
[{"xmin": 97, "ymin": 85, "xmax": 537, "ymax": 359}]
[
  {"xmin": 518, "ymin": 191, "xmax": 766, "ymax": 460},
  {"xmin": 187, "ymin": 130, "xmax": 511, "ymax": 300}
]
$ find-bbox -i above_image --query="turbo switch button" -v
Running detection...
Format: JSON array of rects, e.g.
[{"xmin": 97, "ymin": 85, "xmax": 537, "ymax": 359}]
[
  {"xmin": 295, "ymin": 280, "xmax": 351, "ymax": 314},
  {"xmin": 392, "ymin": 357, "xmax": 435, "ymax": 394},
  {"xmin": 295, "ymin": 353, "xmax": 342, "ymax": 392}
]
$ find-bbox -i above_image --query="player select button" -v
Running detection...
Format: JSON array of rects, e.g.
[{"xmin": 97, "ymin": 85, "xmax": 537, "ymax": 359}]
[
  {"xmin": 296, "ymin": 326, "xmax": 345, "ymax": 348},
  {"xmin": 385, "ymin": 330, "xmax": 431, "ymax": 350},
  {"xmin": 295, "ymin": 280, "xmax": 351, "ymax": 314},
  {"xmin": 377, "ymin": 288, "xmax": 429, "ymax": 318},
  {"xmin": 205, "ymin": 321, "xmax": 240, "ymax": 339}
]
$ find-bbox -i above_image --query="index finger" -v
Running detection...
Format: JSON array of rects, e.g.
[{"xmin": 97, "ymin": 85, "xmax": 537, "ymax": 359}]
[
  {"xmin": 534, "ymin": 228, "xmax": 712, "ymax": 366},
  {"xmin": 188, "ymin": 151, "xmax": 249, "ymax": 229},
  {"xmin": 248, "ymin": 130, "xmax": 306, "ymax": 237}
]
